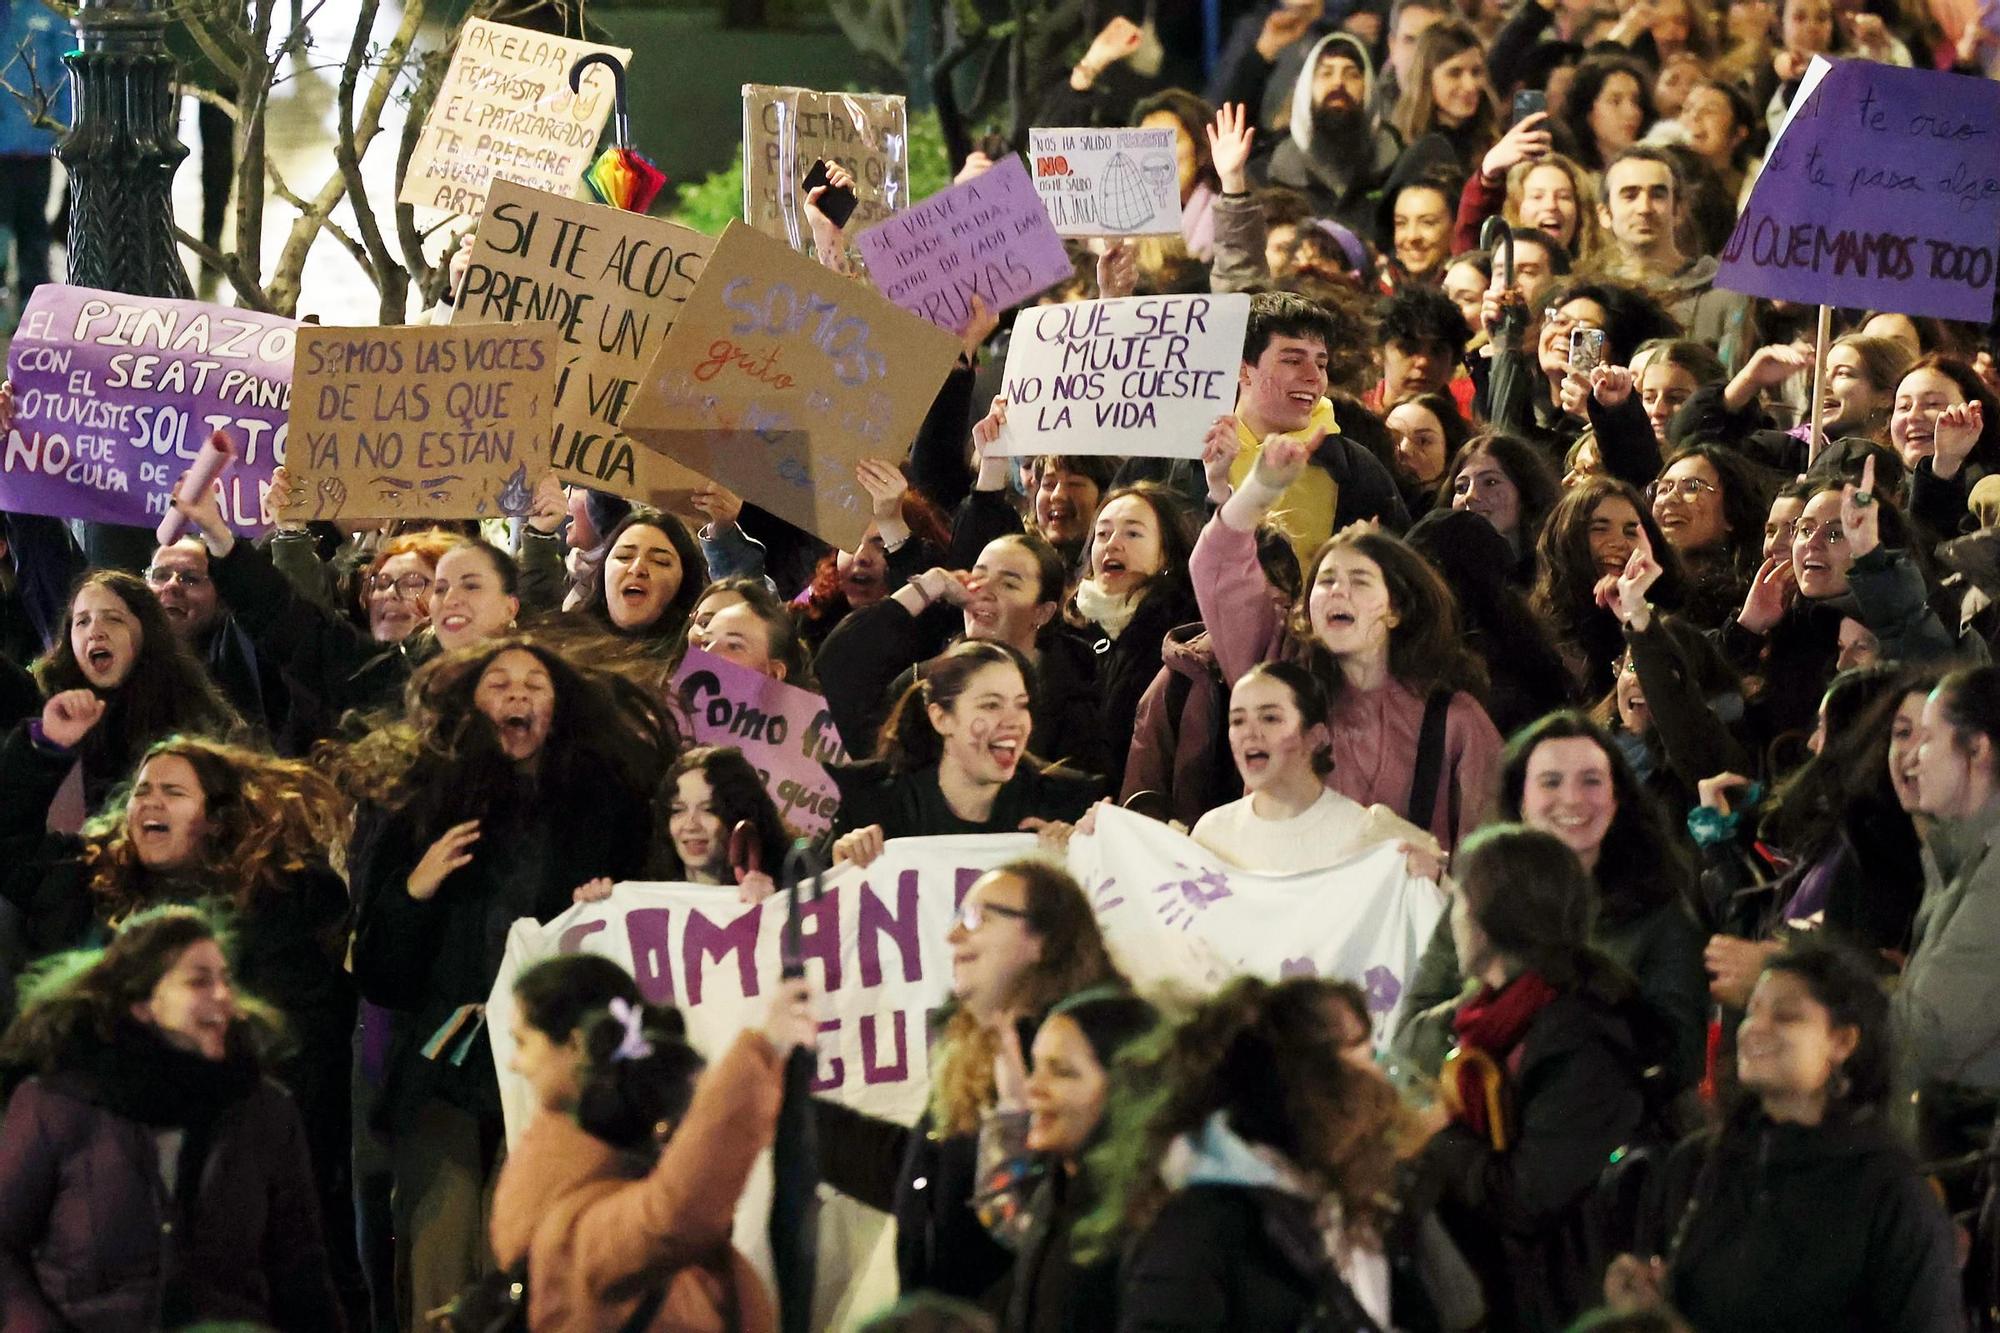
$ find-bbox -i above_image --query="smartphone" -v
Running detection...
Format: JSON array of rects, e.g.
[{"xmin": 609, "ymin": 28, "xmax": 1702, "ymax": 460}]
[
  {"xmin": 1569, "ymin": 326, "xmax": 1608, "ymax": 379},
  {"xmin": 801, "ymin": 158, "xmax": 859, "ymax": 228},
  {"xmin": 1511, "ymin": 89, "xmax": 1547, "ymax": 128}
]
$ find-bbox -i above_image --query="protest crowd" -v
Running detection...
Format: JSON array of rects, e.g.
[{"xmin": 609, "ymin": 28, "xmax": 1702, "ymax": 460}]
[{"xmin": 13, "ymin": 0, "xmax": 2000, "ymax": 1329}]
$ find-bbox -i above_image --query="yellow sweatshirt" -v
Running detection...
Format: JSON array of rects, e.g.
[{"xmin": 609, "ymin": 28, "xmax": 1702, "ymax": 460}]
[{"xmin": 1229, "ymin": 397, "xmax": 1341, "ymax": 570}]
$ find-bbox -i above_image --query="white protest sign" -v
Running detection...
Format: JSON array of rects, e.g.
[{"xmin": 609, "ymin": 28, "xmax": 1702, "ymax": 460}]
[
  {"xmin": 1030, "ymin": 126, "xmax": 1183, "ymax": 237},
  {"xmin": 995, "ymin": 293, "xmax": 1249, "ymax": 457},
  {"xmin": 401, "ymin": 20, "xmax": 632, "ymax": 215}
]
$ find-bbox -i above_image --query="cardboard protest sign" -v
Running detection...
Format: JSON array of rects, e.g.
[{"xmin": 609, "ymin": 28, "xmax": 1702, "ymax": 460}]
[
  {"xmin": 741, "ymin": 85, "xmax": 908, "ymax": 253},
  {"xmin": 619, "ymin": 220, "xmax": 961, "ymax": 550},
  {"xmin": 1030, "ymin": 126, "xmax": 1184, "ymax": 238},
  {"xmin": 2, "ymin": 285, "xmax": 295, "ymax": 532},
  {"xmin": 671, "ymin": 646, "xmax": 849, "ymax": 837},
  {"xmin": 459, "ymin": 179, "xmax": 719, "ymax": 514},
  {"xmin": 1717, "ymin": 57, "xmax": 2000, "ymax": 322},
  {"xmin": 853, "ymin": 154, "xmax": 1072, "ymax": 336},
  {"xmin": 401, "ymin": 19, "xmax": 632, "ymax": 215},
  {"xmin": 283, "ymin": 323, "xmax": 559, "ymax": 521},
  {"xmin": 994, "ymin": 293, "xmax": 1249, "ymax": 457}
]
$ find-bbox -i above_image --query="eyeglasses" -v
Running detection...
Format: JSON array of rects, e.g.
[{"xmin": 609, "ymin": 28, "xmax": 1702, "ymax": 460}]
[
  {"xmin": 368, "ymin": 572, "xmax": 432, "ymax": 599},
  {"xmin": 956, "ymin": 899, "xmax": 1031, "ymax": 933},
  {"xmin": 1645, "ymin": 476, "xmax": 1719, "ymax": 504},
  {"xmin": 1793, "ymin": 520, "xmax": 1847, "ymax": 546},
  {"xmin": 143, "ymin": 568, "xmax": 209, "ymax": 589},
  {"xmin": 1543, "ymin": 307, "xmax": 1602, "ymax": 335}
]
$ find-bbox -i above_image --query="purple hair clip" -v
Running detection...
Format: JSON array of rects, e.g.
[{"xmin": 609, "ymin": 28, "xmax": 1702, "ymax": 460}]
[{"xmin": 608, "ymin": 998, "xmax": 654, "ymax": 1063}]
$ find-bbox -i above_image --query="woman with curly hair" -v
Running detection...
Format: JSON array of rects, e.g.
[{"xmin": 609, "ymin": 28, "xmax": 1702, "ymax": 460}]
[
  {"xmin": 341, "ymin": 634, "xmax": 675, "ymax": 1324},
  {"xmin": 20, "ymin": 570, "xmax": 237, "ymax": 820},
  {"xmin": 1505, "ymin": 154, "xmax": 1604, "ymax": 263},
  {"xmin": 818, "ymin": 860, "xmax": 1123, "ymax": 1304},
  {"xmin": 1533, "ymin": 475, "xmax": 1688, "ymax": 697},
  {"xmin": 1087, "ymin": 975, "xmax": 1467, "ymax": 1332},
  {"xmin": 0, "ymin": 906, "xmax": 342, "ymax": 1331},
  {"xmin": 1193, "ymin": 432, "xmax": 1503, "ymax": 850},
  {"xmin": 1647, "ymin": 442, "xmax": 1770, "ymax": 630}
]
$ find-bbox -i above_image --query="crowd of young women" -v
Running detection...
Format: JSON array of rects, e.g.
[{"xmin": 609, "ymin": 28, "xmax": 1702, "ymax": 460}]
[{"xmin": 6, "ymin": 0, "xmax": 2000, "ymax": 1325}]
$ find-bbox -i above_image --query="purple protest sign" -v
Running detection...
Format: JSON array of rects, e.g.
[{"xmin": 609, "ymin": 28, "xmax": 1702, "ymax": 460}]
[
  {"xmin": 854, "ymin": 154, "xmax": 1072, "ymax": 335},
  {"xmin": 670, "ymin": 645, "xmax": 849, "ymax": 837},
  {"xmin": 3, "ymin": 285, "xmax": 296, "ymax": 532},
  {"xmin": 1716, "ymin": 57, "xmax": 2000, "ymax": 322}
]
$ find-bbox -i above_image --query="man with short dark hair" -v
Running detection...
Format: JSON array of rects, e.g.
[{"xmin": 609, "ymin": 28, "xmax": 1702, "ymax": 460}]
[
  {"xmin": 1375, "ymin": 286, "xmax": 1473, "ymax": 410},
  {"xmin": 1600, "ymin": 145, "xmax": 1753, "ymax": 369}
]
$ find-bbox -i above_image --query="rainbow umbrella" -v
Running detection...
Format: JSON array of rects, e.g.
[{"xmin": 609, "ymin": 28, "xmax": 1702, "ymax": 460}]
[{"xmin": 570, "ymin": 53, "xmax": 667, "ymax": 213}]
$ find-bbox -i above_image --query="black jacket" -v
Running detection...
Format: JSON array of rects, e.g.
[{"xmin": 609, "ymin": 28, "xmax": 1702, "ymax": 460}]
[
  {"xmin": 1639, "ymin": 1106, "xmax": 1961, "ymax": 1333},
  {"xmin": 1076, "ymin": 582, "xmax": 1201, "ymax": 794},
  {"xmin": 828, "ymin": 759, "xmax": 1103, "ymax": 844},
  {"xmin": 1420, "ymin": 988, "xmax": 1648, "ymax": 1333}
]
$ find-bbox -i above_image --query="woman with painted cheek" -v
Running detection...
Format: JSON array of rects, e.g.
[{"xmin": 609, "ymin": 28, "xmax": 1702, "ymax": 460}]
[
  {"xmin": 972, "ymin": 989, "xmax": 1158, "ymax": 1333},
  {"xmin": 1395, "ymin": 713, "xmax": 1708, "ymax": 1095},
  {"xmin": 0, "ymin": 907, "xmax": 346, "ymax": 1330},
  {"xmin": 655, "ymin": 746, "xmax": 789, "ymax": 901},
  {"xmin": 827, "ymin": 642, "xmax": 1102, "ymax": 869},
  {"xmin": 1611, "ymin": 941, "xmax": 1959, "ymax": 1333},
  {"xmin": 20, "ymin": 572, "xmax": 238, "ymax": 823},
  {"xmin": 1072, "ymin": 483, "xmax": 1199, "ymax": 792},
  {"xmin": 1193, "ymin": 437, "xmax": 1503, "ymax": 850},
  {"xmin": 342, "ymin": 635, "xmax": 672, "ymax": 1318},
  {"xmin": 813, "ymin": 861, "xmax": 1122, "ymax": 1303}
]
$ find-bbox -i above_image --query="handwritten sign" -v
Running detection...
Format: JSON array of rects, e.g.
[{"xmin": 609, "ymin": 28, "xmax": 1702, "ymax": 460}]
[
  {"xmin": 1717, "ymin": 57, "xmax": 2000, "ymax": 322},
  {"xmin": 401, "ymin": 19, "xmax": 632, "ymax": 215},
  {"xmin": 742, "ymin": 85, "xmax": 908, "ymax": 255},
  {"xmin": 853, "ymin": 154, "xmax": 1072, "ymax": 336},
  {"xmin": 1029, "ymin": 127, "xmax": 1183, "ymax": 238},
  {"xmin": 995, "ymin": 293, "xmax": 1250, "ymax": 457},
  {"xmin": 671, "ymin": 646, "xmax": 849, "ymax": 837},
  {"xmin": 619, "ymin": 220, "xmax": 961, "ymax": 550},
  {"xmin": 284, "ymin": 324, "xmax": 559, "ymax": 521},
  {"xmin": 459, "ymin": 179, "xmax": 718, "ymax": 515},
  {"xmin": 2, "ymin": 285, "xmax": 295, "ymax": 532}
]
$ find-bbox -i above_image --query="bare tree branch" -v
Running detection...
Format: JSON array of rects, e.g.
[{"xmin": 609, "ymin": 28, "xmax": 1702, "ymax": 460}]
[{"xmin": 174, "ymin": 225, "xmax": 276, "ymax": 311}]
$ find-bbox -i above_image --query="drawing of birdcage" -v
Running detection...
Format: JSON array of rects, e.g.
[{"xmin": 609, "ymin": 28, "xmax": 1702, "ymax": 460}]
[{"xmin": 1097, "ymin": 151, "xmax": 1159, "ymax": 232}]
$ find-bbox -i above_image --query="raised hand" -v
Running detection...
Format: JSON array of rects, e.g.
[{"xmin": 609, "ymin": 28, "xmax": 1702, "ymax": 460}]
[
  {"xmin": 1591, "ymin": 364, "xmax": 1635, "ymax": 408},
  {"xmin": 1097, "ymin": 241, "xmax": 1138, "ymax": 300},
  {"xmin": 855, "ymin": 457, "xmax": 911, "ymax": 525},
  {"xmin": 1206, "ymin": 102, "xmax": 1256, "ymax": 194},
  {"xmin": 1931, "ymin": 399, "xmax": 1985, "ymax": 480},
  {"xmin": 1841, "ymin": 452, "xmax": 1881, "ymax": 559},
  {"xmin": 1559, "ymin": 371, "xmax": 1591, "ymax": 417},
  {"xmin": 1257, "ymin": 0, "xmax": 1324, "ymax": 59},
  {"xmin": 1251, "ymin": 428, "xmax": 1317, "ymax": 491},
  {"xmin": 407, "ymin": 820, "xmax": 481, "ymax": 901},
  {"xmin": 0, "ymin": 379, "xmax": 14, "ymax": 435},
  {"xmin": 526, "ymin": 472, "xmax": 566, "ymax": 535},
  {"xmin": 1611, "ymin": 526, "xmax": 1663, "ymax": 629},
  {"xmin": 911, "ymin": 566, "xmax": 973, "ymax": 610},
  {"xmin": 689, "ymin": 479, "xmax": 744, "ymax": 529},
  {"xmin": 804, "ymin": 161, "xmax": 857, "ymax": 272},
  {"xmin": 1480, "ymin": 110, "xmax": 1551, "ymax": 183},
  {"xmin": 962, "ymin": 292, "xmax": 1001, "ymax": 363},
  {"xmin": 954, "ymin": 150, "xmax": 994, "ymax": 186},
  {"xmin": 169, "ymin": 439, "xmax": 236, "ymax": 553},
  {"xmin": 1738, "ymin": 555, "xmax": 1796, "ymax": 634},
  {"xmin": 993, "ymin": 1018, "xmax": 1031, "ymax": 1108},
  {"xmin": 1073, "ymin": 16, "xmax": 1143, "ymax": 88},
  {"xmin": 40, "ymin": 689, "xmax": 106, "ymax": 749}
]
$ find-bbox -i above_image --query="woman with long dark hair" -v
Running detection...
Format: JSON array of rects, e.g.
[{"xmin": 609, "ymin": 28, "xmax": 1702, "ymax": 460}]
[
  {"xmin": 1438, "ymin": 433, "xmax": 1563, "ymax": 586},
  {"xmin": 1193, "ymin": 432, "xmax": 1502, "ymax": 850},
  {"xmin": 1647, "ymin": 442, "xmax": 1770, "ymax": 629},
  {"xmin": 22, "ymin": 570, "xmax": 237, "ymax": 818},
  {"xmin": 342, "ymin": 635, "xmax": 674, "ymax": 1323},
  {"xmin": 655, "ymin": 745, "xmax": 790, "ymax": 900},
  {"xmin": 1607, "ymin": 940, "xmax": 1958, "ymax": 1332},
  {"xmin": 1418, "ymin": 825, "xmax": 1651, "ymax": 1333},
  {"xmin": 1533, "ymin": 476, "xmax": 1688, "ymax": 697},
  {"xmin": 1894, "ymin": 353, "xmax": 2000, "ymax": 540},
  {"xmin": 828, "ymin": 641, "xmax": 1101, "ymax": 867},
  {"xmin": 0, "ymin": 906, "xmax": 342, "ymax": 1331}
]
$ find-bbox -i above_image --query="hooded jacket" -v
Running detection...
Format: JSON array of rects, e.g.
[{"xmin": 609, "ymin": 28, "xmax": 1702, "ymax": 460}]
[{"xmin": 1263, "ymin": 34, "xmax": 1405, "ymax": 238}]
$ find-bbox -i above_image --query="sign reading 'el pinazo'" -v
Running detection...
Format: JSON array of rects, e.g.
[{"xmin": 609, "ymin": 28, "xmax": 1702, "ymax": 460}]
[
  {"xmin": 2, "ymin": 285, "xmax": 296, "ymax": 532},
  {"xmin": 1717, "ymin": 56, "xmax": 2000, "ymax": 321},
  {"xmin": 459, "ymin": 179, "xmax": 718, "ymax": 515}
]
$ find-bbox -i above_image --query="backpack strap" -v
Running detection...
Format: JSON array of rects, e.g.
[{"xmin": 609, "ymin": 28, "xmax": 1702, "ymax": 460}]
[{"xmin": 1405, "ymin": 690, "xmax": 1454, "ymax": 835}]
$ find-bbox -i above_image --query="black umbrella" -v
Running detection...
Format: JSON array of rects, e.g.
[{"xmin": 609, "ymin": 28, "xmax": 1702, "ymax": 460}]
[{"xmin": 767, "ymin": 836, "xmax": 825, "ymax": 1333}]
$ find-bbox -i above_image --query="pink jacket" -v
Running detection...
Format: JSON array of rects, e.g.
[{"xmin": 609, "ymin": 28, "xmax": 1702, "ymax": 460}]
[
  {"xmin": 1189, "ymin": 518, "xmax": 1502, "ymax": 850},
  {"xmin": 489, "ymin": 1031, "xmax": 783, "ymax": 1333}
]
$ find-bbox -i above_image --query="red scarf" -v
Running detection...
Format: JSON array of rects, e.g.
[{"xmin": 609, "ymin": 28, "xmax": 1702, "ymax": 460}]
[{"xmin": 1446, "ymin": 972, "xmax": 1559, "ymax": 1146}]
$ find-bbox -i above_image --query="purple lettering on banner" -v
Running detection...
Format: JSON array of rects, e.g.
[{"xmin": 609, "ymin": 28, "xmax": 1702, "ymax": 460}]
[
  {"xmin": 861, "ymin": 1010, "xmax": 910, "ymax": 1085},
  {"xmin": 852, "ymin": 155, "xmax": 1072, "ymax": 336},
  {"xmin": 672, "ymin": 647, "xmax": 848, "ymax": 838},
  {"xmin": 858, "ymin": 871, "xmax": 923, "ymax": 988},
  {"xmin": 557, "ymin": 919, "xmax": 607, "ymax": 954},
  {"xmin": 624, "ymin": 907, "xmax": 677, "ymax": 1004},
  {"xmin": 680, "ymin": 907, "xmax": 761, "ymax": 1005},
  {"xmin": 810, "ymin": 1018, "xmax": 845, "ymax": 1093},
  {"xmin": 953, "ymin": 866, "xmax": 983, "ymax": 913},
  {"xmin": 2, "ymin": 285, "xmax": 296, "ymax": 531},
  {"xmin": 1715, "ymin": 59, "xmax": 2000, "ymax": 321},
  {"xmin": 795, "ymin": 885, "xmax": 844, "ymax": 992}
]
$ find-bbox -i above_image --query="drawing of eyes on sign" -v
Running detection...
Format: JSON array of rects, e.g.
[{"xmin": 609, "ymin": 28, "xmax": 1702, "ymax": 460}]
[
  {"xmin": 1715, "ymin": 56, "xmax": 2000, "ymax": 322},
  {"xmin": 399, "ymin": 19, "xmax": 633, "ymax": 217},
  {"xmin": 994, "ymin": 293, "xmax": 1252, "ymax": 458},
  {"xmin": 1029, "ymin": 127, "xmax": 1184, "ymax": 238},
  {"xmin": 618, "ymin": 220, "xmax": 962, "ymax": 552},
  {"xmin": 283, "ymin": 323, "xmax": 560, "ymax": 521}
]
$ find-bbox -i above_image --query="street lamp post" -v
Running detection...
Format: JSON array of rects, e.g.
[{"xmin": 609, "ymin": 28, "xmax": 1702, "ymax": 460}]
[{"xmin": 56, "ymin": 0, "xmax": 191, "ymax": 301}]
